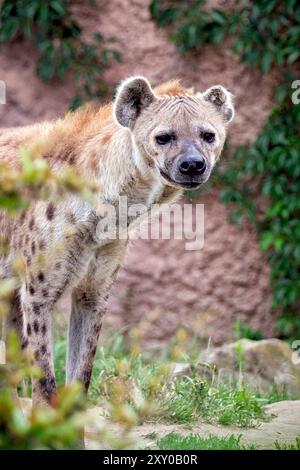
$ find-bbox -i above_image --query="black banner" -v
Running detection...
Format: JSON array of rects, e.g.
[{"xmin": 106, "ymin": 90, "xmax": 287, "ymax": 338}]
[{"xmin": 0, "ymin": 450, "xmax": 298, "ymax": 467}]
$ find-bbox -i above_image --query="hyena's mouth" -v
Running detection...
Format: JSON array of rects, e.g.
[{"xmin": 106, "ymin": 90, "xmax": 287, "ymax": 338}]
[{"xmin": 159, "ymin": 169, "xmax": 203, "ymax": 189}]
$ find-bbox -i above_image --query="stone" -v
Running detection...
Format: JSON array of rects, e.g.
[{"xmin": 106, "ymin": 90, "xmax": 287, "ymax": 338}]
[
  {"xmin": 200, "ymin": 338, "xmax": 300, "ymax": 396},
  {"xmin": 171, "ymin": 363, "xmax": 192, "ymax": 378}
]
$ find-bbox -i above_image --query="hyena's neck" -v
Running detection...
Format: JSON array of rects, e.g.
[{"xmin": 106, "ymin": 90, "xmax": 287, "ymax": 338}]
[{"xmin": 95, "ymin": 126, "xmax": 149, "ymax": 202}]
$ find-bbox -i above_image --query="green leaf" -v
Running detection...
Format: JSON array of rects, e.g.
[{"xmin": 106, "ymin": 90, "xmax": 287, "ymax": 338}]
[{"xmin": 261, "ymin": 52, "xmax": 273, "ymax": 73}]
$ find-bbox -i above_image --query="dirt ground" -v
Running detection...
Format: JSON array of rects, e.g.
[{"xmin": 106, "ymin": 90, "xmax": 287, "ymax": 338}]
[
  {"xmin": 85, "ymin": 400, "xmax": 300, "ymax": 450},
  {"xmin": 19, "ymin": 398, "xmax": 300, "ymax": 449},
  {"xmin": 0, "ymin": 0, "xmax": 279, "ymax": 342}
]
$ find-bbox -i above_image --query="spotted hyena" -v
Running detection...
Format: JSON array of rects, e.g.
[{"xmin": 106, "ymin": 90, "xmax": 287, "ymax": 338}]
[{"xmin": 0, "ymin": 76, "xmax": 234, "ymax": 404}]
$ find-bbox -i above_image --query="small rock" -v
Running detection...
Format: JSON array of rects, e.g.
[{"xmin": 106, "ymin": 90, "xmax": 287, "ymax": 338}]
[
  {"xmin": 170, "ymin": 362, "xmax": 215, "ymax": 380},
  {"xmin": 200, "ymin": 339, "xmax": 300, "ymax": 396},
  {"xmin": 171, "ymin": 363, "xmax": 192, "ymax": 378}
]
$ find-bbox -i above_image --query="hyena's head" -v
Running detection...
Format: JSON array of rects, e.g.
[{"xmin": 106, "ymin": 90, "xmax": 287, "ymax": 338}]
[{"xmin": 114, "ymin": 76, "xmax": 234, "ymax": 190}]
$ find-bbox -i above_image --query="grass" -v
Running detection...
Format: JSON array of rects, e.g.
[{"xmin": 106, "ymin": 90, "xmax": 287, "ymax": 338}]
[
  {"xmin": 160, "ymin": 376, "xmax": 270, "ymax": 427},
  {"xmin": 156, "ymin": 433, "xmax": 256, "ymax": 450},
  {"xmin": 53, "ymin": 328, "xmax": 288, "ymax": 429},
  {"xmin": 153, "ymin": 433, "xmax": 300, "ymax": 450},
  {"xmin": 274, "ymin": 437, "xmax": 300, "ymax": 450}
]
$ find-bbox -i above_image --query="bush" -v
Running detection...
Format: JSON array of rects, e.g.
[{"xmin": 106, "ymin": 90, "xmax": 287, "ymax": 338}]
[
  {"xmin": 0, "ymin": 332, "xmax": 86, "ymax": 449},
  {"xmin": 151, "ymin": 0, "xmax": 300, "ymax": 337},
  {"xmin": 150, "ymin": 0, "xmax": 300, "ymax": 73},
  {"xmin": 0, "ymin": 0, "xmax": 121, "ymax": 108}
]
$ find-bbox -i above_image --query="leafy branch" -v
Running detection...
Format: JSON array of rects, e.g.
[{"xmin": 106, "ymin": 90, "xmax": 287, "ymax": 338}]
[{"xmin": 0, "ymin": 0, "xmax": 121, "ymax": 108}]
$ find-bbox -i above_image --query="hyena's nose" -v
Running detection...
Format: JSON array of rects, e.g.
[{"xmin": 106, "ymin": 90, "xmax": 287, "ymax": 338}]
[{"xmin": 179, "ymin": 154, "xmax": 206, "ymax": 176}]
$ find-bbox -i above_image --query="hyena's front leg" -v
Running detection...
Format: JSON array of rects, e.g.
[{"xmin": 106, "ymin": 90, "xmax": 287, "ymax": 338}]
[
  {"xmin": 3, "ymin": 290, "xmax": 27, "ymax": 350},
  {"xmin": 1, "ymin": 290, "xmax": 27, "ymax": 403},
  {"xmin": 21, "ymin": 257, "xmax": 74, "ymax": 404},
  {"xmin": 66, "ymin": 241, "xmax": 127, "ymax": 392},
  {"xmin": 22, "ymin": 291, "xmax": 56, "ymax": 405}
]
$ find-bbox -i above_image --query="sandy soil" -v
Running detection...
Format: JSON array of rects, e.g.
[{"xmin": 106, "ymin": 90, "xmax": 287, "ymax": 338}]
[
  {"xmin": 0, "ymin": 0, "xmax": 279, "ymax": 342},
  {"xmin": 20, "ymin": 398, "xmax": 300, "ymax": 450}
]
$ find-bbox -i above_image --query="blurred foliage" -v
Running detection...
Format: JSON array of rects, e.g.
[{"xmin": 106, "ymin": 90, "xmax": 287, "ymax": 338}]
[
  {"xmin": 151, "ymin": 0, "xmax": 300, "ymax": 338},
  {"xmin": 0, "ymin": 332, "xmax": 86, "ymax": 449},
  {"xmin": 0, "ymin": 148, "xmax": 99, "ymax": 213},
  {"xmin": 150, "ymin": 0, "xmax": 300, "ymax": 73},
  {"xmin": 0, "ymin": 0, "xmax": 121, "ymax": 108}
]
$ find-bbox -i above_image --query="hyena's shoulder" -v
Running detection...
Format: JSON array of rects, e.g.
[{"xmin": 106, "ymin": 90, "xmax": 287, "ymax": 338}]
[
  {"xmin": 0, "ymin": 123, "xmax": 53, "ymax": 171},
  {"xmin": 0, "ymin": 102, "xmax": 117, "ymax": 174}
]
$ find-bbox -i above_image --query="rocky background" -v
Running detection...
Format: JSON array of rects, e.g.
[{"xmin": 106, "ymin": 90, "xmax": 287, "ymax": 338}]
[{"xmin": 0, "ymin": 0, "xmax": 280, "ymax": 344}]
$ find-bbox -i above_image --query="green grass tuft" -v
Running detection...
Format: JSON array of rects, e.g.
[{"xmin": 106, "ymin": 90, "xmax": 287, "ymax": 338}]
[
  {"xmin": 274, "ymin": 436, "xmax": 300, "ymax": 450},
  {"xmin": 156, "ymin": 433, "xmax": 256, "ymax": 450},
  {"xmin": 159, "ymin": 375, "xmax": 270, "ymax": 427}
]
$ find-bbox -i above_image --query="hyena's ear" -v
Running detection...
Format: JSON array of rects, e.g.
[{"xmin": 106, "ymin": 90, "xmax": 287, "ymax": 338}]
[
  {"xmin": 202, "ymin": 85, "xmax": 234, "ymax": 123},
  {"xmin": 114, "ymin": 76, "xmax": 156, "ymax": 129}
]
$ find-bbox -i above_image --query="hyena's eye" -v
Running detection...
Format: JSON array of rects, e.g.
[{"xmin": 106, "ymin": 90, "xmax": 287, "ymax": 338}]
[
  {"xmin": 155, "ymin": 134, "xmax": 175, "ymax": 145},
  {"xmin": 201, "ymin": 131, "xmax": 215, "ymax": 143}
]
